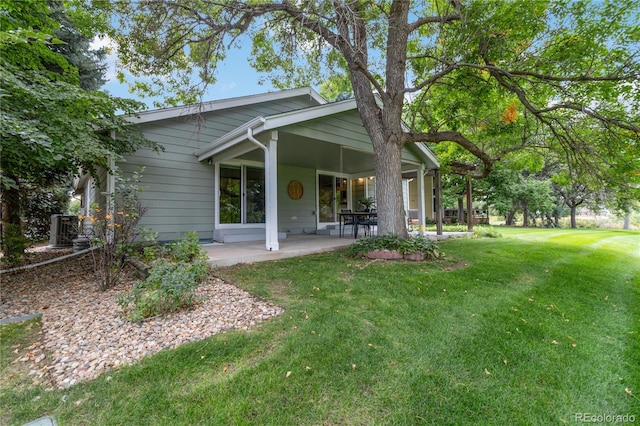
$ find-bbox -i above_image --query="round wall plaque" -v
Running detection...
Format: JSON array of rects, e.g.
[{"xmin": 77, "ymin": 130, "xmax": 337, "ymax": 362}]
[{"xmin": 288, "ymin": 180, "xmax": 304, "ymax": 200}]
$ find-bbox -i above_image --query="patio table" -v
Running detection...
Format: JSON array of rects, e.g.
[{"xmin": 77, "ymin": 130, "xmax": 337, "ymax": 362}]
[{"xmin": 338, "ymin": 211, "xmax": 376, "ymax": 238}]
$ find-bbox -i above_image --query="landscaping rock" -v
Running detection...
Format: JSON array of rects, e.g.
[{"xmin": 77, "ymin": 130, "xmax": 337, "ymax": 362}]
[
  {"xmin": 366, "ymin": 249, "xmax": 403, "ymax": 260},
  {"xmin": 403, "ymin": 252, "xmax": 427, "ymax": 261},
  {"xmin": 0, "ymin": 254, "xmax": 284, "ymax": 389}
]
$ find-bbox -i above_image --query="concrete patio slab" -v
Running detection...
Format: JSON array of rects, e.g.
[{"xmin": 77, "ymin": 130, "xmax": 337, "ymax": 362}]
[
  {"xmin": 203, "ymin": 234, "xmax": 354, "ymax": 267},
  {"xmin": 203, "ymin": 232, "xmax": 467, "ymax": 267}
]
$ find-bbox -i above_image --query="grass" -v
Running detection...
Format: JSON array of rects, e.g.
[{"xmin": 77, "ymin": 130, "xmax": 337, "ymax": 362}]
[{"xmin": 1, "ymin": 228, "xmax": 639, "ymax": 425}]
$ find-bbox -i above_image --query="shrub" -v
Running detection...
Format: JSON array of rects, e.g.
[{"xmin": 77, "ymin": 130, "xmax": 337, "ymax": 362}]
[
  {"xmin": 81, "ymin": 169, "xmax": 149, "ymax": 291},
  {"xmin": 425, "ymin": 224, "xmax": 469, "ymax": 232},
  {"xmin": 0, "ymin": 223, "xmax": 30, "ymax": 267},
  {"xmin": 167, "ymin": 231, "xmax": 208, "ymax": 263},
  {"xmin": 472, "ymin": 226, "xmax": 502, "ymax": 238},
  {"xmin": 22, "ymin": 182, "xmax": 70, "ymax": 241},
  {"xmin": 396, "ymin": 236, "xmax": 439, "ymax": 257},
  {"xmin": 347, "ymin": 235, "xmax": 439, "ymax": 260},
  {"xmin": 117, "ymin": 233, "xmax": 209, "ymax": 322}
]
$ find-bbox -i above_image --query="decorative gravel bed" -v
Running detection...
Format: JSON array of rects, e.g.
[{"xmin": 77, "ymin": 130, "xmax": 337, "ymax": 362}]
[{"xmin": 0, "ymin": 253, "xmax": 284, "ymax": 389}]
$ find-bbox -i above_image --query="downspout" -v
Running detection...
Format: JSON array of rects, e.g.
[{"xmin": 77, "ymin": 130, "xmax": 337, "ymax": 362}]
[
  {"xmin": 247, "ymin": 126, "xmax": 267, "ymax": 151},
  {"xmin": 247, "ymin": 126, "xmax": 279, "ymax": 251}
]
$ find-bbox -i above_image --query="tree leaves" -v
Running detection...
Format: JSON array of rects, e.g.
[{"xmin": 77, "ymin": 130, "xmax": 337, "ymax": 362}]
[
  {"xmin": 104, "ymin": 0, "xmax": 639, "ymax": 235},
  {"xmin": 499, "ymin": 102, "xmax": 518, "ymax": 125},
  {"xmin": 1, "ymin": 0, "xmax": 157, "ymax": 259}
]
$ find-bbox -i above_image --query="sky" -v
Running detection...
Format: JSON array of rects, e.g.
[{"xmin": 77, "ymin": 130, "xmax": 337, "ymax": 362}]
[{"xmin": 93, "ymin": 35, "xmax": 277, "ymax": 110}]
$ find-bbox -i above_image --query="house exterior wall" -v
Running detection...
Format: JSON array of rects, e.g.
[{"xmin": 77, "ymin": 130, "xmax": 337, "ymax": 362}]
[
  {"xmin": 119, "ymin": 96, "xmax": 320, "ymax": 242},
  {"xmin": 98, "ymin": 91, "xmax": 439, "ymax": 243},
  {"xmin": 92, "ymin": 168, "xmax": 108, "ymax": 211},
  {"xmin": 408, "ymin": 176, "xmax": 435, "ymax": 220},
  {"xmin": 277, "ymin": 165, "xmax": 317, "ymax": 235},
  {"xmin": 78, "ymin": 170, "xmax": 108, "ymax": 235},
  {"xmin": 351, "ymin": 179, "xmax": 366, "ymax": 207}
]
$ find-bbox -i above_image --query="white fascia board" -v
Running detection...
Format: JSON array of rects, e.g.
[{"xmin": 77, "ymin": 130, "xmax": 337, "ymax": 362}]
[
  {"xmin": 414, "ymin": 142, "xmax": 440, "ymax": 169},
  {"xmin": 126, "ymin": 87, "xmax": 326, "ymax": 125},
  {"xmin": 195, "ymin": 117, "xmax": 266, "ymax": 161},
  {"xmin": 262, "ymin": 98, "xmax": 357, "ymax": 130}
]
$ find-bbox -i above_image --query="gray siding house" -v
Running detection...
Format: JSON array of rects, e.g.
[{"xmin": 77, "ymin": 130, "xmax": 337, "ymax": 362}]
[{"xmin": 76, "ymin": 87, "xmax": 439, "ymax": 250}]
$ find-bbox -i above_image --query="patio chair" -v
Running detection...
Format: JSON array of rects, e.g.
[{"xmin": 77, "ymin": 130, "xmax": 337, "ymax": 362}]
[
  {"xmin": 363, "ymin": 209, "xmax": 377, "ymax": 236},
  {"xmin": 340, "ymin": 209, "xmax": 356, "ymax": 237}
]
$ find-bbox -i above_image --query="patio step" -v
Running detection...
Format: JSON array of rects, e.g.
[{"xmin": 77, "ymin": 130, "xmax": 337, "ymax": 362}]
[{"xmin": 317, "ymin": 225, "xmax": 352, "ymax": 237}]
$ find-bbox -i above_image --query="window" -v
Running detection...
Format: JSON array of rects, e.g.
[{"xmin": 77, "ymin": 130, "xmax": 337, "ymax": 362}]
[{"xmin": 219, "ymin": 165, "xmax": 265, "ymax": 224}]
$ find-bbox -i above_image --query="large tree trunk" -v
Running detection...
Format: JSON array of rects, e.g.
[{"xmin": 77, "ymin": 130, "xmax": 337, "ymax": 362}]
[
  {"xmin": 1, "ymin": 179, "xmax": 26, "ymax": 260},
  {"xmin": 522, "ymin": 202, "xmax": 529, "ymax": 227},
  {"xmin": 342, "ymin": 0, "xmax": 411, "ymax": 237},
  {"xmin": 570, "ymin": 205, "xmax": 577, "ymax": 228},
  {"xmin": 349, "ymin": 75, "xmax": 408, "ymax": 236},
  {"xmin": 457, "ymin": 198, "xmax": 464, "ymax": 223},
  {"xmin": 466, "ymin": 175, "xmax": 473, "ymax": 232},
  {"xmin": 373, "ymin": 136, "xmax": 408, "ymax": 237}
]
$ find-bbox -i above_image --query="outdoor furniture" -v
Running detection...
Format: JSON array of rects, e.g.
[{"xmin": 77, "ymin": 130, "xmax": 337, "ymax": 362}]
[
  {"xmin": 338, "ymin": 211, "xmax": 376, "ymax": 239},
  {"xmin": 362, "ymin": 209, "xmax": 377, "ymax": 236},
  {"xmin": 407, "ymin": 209, "xmax": 419, "ymax": 225},
  {"xmin": 339, "ymin": 209, "xmax": 356, "ymax": 237}
]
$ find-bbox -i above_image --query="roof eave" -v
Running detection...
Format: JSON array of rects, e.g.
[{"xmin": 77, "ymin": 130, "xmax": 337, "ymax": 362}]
[
  {"xmin": 126, "ymin": 87, "xmax": 326, "ymax": 125},
  {"xmin": 195, "ymin": 99, "xmax": 358, "ymax": 161},
  {"xmin": 414, "ymin": 142, "xmax": 440, "ymax": 169},
  {"xmin": 195, "ymin": 117, "xmax": 266, "ymax": 161}
]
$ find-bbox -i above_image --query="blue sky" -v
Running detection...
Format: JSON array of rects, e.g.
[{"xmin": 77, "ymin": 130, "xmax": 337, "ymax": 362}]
[{"xmin": 95, "ymin": 35, "xmax": 276, "ymax": 109}]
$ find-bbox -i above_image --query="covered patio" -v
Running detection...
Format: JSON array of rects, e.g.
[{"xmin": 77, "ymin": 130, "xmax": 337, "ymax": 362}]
[{"xmin": 194, "ymin": 96, "xmax": 440, "ymax": 251}]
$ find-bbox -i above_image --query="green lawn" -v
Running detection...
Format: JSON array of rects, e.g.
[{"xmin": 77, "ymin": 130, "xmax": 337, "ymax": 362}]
[{"xmin": 2, "ymin": 228, "xmax": 639, "ymax": 425}]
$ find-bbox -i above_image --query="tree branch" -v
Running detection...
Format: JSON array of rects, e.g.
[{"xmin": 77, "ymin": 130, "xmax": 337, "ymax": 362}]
[
  {"xmin": 472, "ymin": 59, "xmax": 640, "ymax": 135},
  {"xmin": 407, "ymin": 130, "xmax": 496, "ymax": 177}
]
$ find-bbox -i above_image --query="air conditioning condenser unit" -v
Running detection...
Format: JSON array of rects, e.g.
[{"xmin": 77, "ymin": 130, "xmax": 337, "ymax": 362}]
[{"xmin": 49, "ymin": 214, "xmax": 78, "ymax": 248}]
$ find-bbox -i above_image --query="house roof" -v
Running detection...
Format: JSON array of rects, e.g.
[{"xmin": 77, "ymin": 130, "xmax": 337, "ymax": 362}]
[
  {"xmin": 194, "ymin": 96, "xmax": 440, "ymax": 169},
  {"xmin": 125, "ymin": 87, "xmax": 327, "ymax": 125},
  {"xmin": 194, "ymin": 98, "xmax": 359, "ymax": 160}
]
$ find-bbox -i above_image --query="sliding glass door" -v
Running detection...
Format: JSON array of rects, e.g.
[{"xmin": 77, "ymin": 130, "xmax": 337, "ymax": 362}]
[{"xmin": 318, "ymin": 174, "xmax": 348, "ymax": 224}]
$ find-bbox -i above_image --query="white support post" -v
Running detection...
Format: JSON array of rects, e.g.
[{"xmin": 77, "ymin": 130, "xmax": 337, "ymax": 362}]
[
  {"xmin": 264, "ymin": 131, "xmax": 279, "ymax": 251},
  {"xmin": 417, "ymin": 164, "xmax": 426, "ymax": 236},
  {"xmin": 246, "ymin": 128, "xmax": 280, "ymax": 251}
]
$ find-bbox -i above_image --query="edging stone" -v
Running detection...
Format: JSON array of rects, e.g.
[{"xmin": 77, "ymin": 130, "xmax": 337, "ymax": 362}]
[
  {"xmin": 365, "ymin": 250, "xmax": 437, "ymax": 261},
  {"xmin": 366, "ymin": 250, "xmax": 403, "ymax": 260}
]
